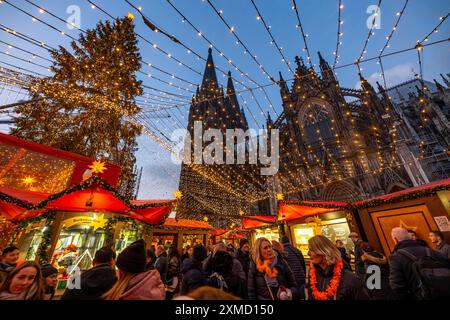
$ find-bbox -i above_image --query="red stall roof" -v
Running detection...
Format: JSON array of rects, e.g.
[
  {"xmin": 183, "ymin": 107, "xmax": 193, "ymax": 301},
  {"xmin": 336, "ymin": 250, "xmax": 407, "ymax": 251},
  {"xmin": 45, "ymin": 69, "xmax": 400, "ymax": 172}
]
[
  {"xmin": 0, "ymin": 176, "xmax": 175, "ymax": 225},
  {"xmin": 278, "ymin": 200, "xmax": 348, "ymax": 223},
  {"xmin": 0, "ymin": 133, "xmax": 121, "ymax": 188},
  {"xmin": 277, "ymin": 178, "xmax": 450, "ymax": 223},
  {"xmin": 242, "ymin": 215, "xmax": 277, "ymax": 230}
]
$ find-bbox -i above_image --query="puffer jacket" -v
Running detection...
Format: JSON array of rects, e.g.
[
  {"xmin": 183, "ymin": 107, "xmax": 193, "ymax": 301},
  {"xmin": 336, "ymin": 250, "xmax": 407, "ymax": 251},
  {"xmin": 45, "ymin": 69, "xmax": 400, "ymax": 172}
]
[
  {"xmin": 247, "ymin": 255, "xmax": 299, "ymax": 300},
  {"xmin": 362, "ymin": 251, "xmax": 394, "ymax": 300},
  {"xmin": 308, "ymin": 263, "xmax": 369, "ymax": 300},
  {"xmin": 282, "ymin": 243, "xmax": 306, "ymax": 285},
  {"xmin": 119, "ymin": 269, "xmax": 165, "ymax": 300}
]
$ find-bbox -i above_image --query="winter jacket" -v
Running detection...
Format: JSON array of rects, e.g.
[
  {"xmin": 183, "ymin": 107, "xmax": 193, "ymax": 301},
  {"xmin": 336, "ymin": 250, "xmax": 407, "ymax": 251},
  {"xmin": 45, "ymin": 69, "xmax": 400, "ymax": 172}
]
[
  {"xmin": 236, "ymin": 249, "xmax": 251, "ymax": 280},
  {"xmin": 119, "ymin": 269, "xmax": 165, "ymax": 300},
  {"xmin": 0, "ymin": 262, "xmax": 16, "ymax": 286},
  {"xmin": 247, "ymin": 256, "xmax": 299, "ymax": 300},
  {"xmin": 207, "ymin": 271, "xmax": 245, "ymax": 298},
  {"xmin": 155, "ymin": 252, "xmax": 169, "ymax": 284},
  {"xmin": 389, "ymin": 239, "xmax": 449, "ymax": 300},
  {"xmin": 180, "ymin": 258, "xmax": 207, "ymax": 295},
  {"xmin": 361, "ymin": 251, "xmax": 394, "ymax": 300},
  {"xmin": 167, "ymin": 256, "xmax": 180, "ymax": 280},
  {"xmin": 61, "ymin": 263, "xmax": 117, "ymax": 300},
  {"xmin": 308, "ymin": 263, "xmax": 369, "ymax": 300},
  {"xmin": 282, "ymin": 243, "xmax": 306, "ymax": 286},
  {"xmin": 203, "ymin": 255, "xmax": 246, "ymax": 282},
  {"xmin": 338, "ymin": 247, "xmax": 352, "ymax": 271},
  {"xmin": 437, "ymin": 242, "xmax": 450, "ymax": 259}
]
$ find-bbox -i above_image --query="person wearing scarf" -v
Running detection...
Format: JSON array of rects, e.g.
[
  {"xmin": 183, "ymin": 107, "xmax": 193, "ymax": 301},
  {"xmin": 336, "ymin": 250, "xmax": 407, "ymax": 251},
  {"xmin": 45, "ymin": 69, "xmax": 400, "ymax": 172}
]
[{"xmin": 247, "ymin": 237, "xmax": 298, "ymax": 300}]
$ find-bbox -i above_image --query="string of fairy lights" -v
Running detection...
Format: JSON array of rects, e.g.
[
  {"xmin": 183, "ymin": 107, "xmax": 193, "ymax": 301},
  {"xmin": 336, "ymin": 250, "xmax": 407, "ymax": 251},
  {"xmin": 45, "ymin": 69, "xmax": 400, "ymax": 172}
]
[
  {"xmin": 332, "ymin": 0, "xmax": 344, "ymax": 69},
  {"xmin": 291, "ymin": 0, "xmax": 313, "ymax": 69},
  {"xmin": 249, "ymin": 0, "xmax": 294, "ymax": 75},
  {"xmin": 355, "ymin": 0, "xmax": 383, "ymax": 71},
  {"xmin": 2, "ymin": 0, "xmax": 448, "ymax": 221}
]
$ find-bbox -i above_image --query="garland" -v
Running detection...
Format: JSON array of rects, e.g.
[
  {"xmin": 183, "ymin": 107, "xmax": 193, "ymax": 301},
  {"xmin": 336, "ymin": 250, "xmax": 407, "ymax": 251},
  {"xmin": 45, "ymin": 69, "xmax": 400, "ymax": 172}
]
[
  {"xmin": 0, "ymin": 175, "xmax": 176, "ymax": 213},
  {"xmin": 34, "ymin": 211, "xmax": 56, "ymax": 265},
  {"xmin": 279, "ymin": 183, "xmax": 450, "ymax": 210},
  {"xmin": 309, "ymin": 260, "xmax": 344, "ymax": 300},
  {"xmin": 256, "ymin": 258, "xmax": 279, "ymax": 278}
]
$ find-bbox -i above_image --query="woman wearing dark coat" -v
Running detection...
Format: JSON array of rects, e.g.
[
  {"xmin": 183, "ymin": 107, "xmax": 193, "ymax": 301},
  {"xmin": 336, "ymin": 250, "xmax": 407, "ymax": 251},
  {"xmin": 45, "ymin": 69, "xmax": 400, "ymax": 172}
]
[
  {"xmin": 247, "ymin": 237, "xmax": 298, "ymax": 300},
  {"xmin": 207, "ymin": 251, "xmax": 245, "ymax": 298},
  {"xmin": 308, "ymin": 235, "xmax": 369, "ymax": 300},
  {"xmin": 180, "ymin": 244, "xmax": 208, "ymax": 295},
  {"xmin": 360, "ymin": 242, "xmax": 394, "ymax": 300}
]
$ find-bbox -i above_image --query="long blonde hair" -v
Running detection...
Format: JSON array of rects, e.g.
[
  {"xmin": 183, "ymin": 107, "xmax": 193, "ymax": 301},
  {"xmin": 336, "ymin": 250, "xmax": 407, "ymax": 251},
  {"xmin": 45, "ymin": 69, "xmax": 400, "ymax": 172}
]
[
  {"xmin": 251, "ymin": 237, "xmax": 271, "ymax": 263},
  {"xmin": 308, "ymin": 235, "xmax": 341, "ymax": 266},
  {"xmin": 103, "ymin": 270, "xmax": 134, "ymax": 300}
]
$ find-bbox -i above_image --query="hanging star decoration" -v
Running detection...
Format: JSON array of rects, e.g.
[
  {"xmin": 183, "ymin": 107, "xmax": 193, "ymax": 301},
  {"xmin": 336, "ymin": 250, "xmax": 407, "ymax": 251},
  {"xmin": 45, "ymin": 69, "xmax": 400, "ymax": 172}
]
[
  {"xmin": 22, "ymin": 176, "xmax": 36, "ymax": 186},
  {"xmin": 203, "ymin": 216, "xmax": 208, "ymax": 222},
  {"xmin": 276, "ymin": 193, "xmax": 284, "ymax": 201},
  {"xmin": 174, "ymin": 190, "xmax": 182, "ymax": 199},
  {"xmin": 127, "ymin": 12, "xmax": 134, "ymax": 20},
  {"xmin": 239, "ymin": 210, "xmax": 245, "ymax": 216},
  {"xmin": 89, "ymin": 160, "xmax": 107, "ymax": 175}
]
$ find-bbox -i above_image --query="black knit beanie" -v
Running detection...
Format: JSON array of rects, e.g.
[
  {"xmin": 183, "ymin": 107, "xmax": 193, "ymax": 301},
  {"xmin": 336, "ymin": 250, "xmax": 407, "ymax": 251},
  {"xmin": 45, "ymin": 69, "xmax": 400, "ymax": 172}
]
[
  {"xmin": 116, "ymin": 239, "xmax": 147, "ymax": 274},
  {"xmin": 239, "ymin": 238, "xmax": 249, "ymax": 249},
  {"xmin": 41, "ymin": 264, "xmax": 58, "ymax": 278}
]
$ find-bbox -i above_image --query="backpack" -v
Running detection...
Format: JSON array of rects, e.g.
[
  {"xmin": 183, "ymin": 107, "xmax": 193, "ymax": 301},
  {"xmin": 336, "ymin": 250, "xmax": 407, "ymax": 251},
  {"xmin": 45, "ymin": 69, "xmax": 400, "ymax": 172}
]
[
  {"xmin": 398, "ymin": 248, "xmax": 450, "ymax": 300},
  {"xmin": 209, "ymin": 272, "xmax": 228, "ymax": 292}
]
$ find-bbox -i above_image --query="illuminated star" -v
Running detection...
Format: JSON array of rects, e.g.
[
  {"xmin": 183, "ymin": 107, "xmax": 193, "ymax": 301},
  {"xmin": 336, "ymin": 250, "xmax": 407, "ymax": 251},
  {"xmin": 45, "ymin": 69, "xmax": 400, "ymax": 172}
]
[
  {"xmin": 276, "ymin": 193, "xmax": 284, "ymax": 201},
  {"xmin": 127, "ymin": 12, "xmax": 134, "ymax": 20},
  {"xmin": 239, "ymin": 210, "xmax": 244, "ymax": 216},
  {"xmin": 89, "ymin": 160, "xmax": 107, "ymax": 174},
  {"xmin": 174, "ymin": 190, "xmax": 182, "ymax": 199},
  {"xmin": 22, "ymin": 176, "xmax": 36, "ymax": 186}
]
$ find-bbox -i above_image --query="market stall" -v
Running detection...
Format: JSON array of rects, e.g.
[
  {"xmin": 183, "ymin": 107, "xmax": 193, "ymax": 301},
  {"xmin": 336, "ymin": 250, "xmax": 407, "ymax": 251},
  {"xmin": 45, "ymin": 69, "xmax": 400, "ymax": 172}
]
[
  {"xmin": 277, "ymin": 201, "xmax": 355, "ymax": 256},
  {"xmin": 242, "ymin": 215, "xmax": 278, "ymax": 244},
  {"xmin": 146, "ymin": 217, "xmax": 213, "ymax": 253},
  {"xmin": 353, "ymin": 178, "xmax": 450, "ymax": 256}
]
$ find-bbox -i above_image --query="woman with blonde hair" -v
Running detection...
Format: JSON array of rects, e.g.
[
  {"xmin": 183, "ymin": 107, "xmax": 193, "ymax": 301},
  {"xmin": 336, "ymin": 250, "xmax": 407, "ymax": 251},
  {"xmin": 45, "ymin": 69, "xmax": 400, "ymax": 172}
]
[
  {"xmin": 308, "ymin": 235, "xmax": 368, "ymax": 300},
  {"xmin": 103, "ymin": 240, "xmax": 165, "ymax": 300},
  {"xmin": 247, "ymin": 237, "xmax": 298, "ymax": 300},
  {"xmin": 0, "ymin": 261, "xmax": 43, "ymax": 300}
]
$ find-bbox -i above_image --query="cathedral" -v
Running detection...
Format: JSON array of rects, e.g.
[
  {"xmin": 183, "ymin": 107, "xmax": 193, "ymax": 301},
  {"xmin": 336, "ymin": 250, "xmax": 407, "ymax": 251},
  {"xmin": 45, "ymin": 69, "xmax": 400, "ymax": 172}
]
[{"xmin": 177, "ymin": 49, "xmax": 450, "ymax": 226}]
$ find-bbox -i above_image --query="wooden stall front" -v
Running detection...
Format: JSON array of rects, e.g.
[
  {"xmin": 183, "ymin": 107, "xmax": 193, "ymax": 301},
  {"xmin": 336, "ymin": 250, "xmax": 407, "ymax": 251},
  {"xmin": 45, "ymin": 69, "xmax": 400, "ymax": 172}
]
[
  {"xmin": 354, "ymin": 178, "xmax": 450, "ymax": 256},
  {"xmin": 144, "ymin": 218, "xmax": 213, "ymax": 253}
]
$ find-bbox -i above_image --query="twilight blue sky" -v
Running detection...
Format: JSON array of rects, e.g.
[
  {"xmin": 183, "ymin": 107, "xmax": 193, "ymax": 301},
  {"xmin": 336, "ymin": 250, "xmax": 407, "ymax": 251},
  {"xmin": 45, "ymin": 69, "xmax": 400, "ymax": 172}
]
[{"xmin": 0, "ymin": 0, "xmax": 449, "ymax": 199}]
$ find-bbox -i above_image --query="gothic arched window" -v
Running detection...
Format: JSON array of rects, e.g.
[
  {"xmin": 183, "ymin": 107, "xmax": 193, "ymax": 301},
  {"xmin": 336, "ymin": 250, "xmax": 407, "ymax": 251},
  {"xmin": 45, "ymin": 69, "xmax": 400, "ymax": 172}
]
[{"xmin": 303, "ymin": 103, "xmax": 333, "ymax": 144}]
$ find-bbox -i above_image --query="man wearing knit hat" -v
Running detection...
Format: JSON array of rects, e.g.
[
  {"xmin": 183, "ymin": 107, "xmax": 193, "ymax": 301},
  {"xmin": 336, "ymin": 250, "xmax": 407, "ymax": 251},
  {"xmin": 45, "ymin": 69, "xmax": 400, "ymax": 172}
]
[{"xmin": 236, "ymin": 239, "xmax": 251, "ymax": 280}]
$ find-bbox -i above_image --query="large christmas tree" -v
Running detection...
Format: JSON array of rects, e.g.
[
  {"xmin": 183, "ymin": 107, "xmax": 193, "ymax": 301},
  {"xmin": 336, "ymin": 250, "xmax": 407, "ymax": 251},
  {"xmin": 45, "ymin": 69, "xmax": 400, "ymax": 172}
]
[{"xmin": 11, "ymin": 16, "xmax": 142, "ymax": 198}]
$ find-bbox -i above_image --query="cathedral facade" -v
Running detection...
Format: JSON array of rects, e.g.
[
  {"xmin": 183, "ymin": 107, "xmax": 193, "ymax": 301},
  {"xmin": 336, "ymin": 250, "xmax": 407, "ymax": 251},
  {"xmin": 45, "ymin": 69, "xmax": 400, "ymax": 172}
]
[{"xmin": 177, "ymin": 49, "xmax": 450, "ymax": 224}]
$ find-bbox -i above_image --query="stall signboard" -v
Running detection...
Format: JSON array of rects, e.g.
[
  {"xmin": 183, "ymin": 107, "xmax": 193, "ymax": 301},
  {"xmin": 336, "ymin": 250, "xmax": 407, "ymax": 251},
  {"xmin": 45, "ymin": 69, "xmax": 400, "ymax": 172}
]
[{"xmin": 62, "ymin": 214, "xmax": 107, "ymax": 230}]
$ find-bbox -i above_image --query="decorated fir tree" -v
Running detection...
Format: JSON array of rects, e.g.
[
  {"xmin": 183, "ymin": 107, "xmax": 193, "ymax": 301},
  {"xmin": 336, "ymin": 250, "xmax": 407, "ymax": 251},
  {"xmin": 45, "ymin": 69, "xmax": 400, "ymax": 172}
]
[{"xmin": 11, "ymin": 16, "xmax": 142, "ymax": 198}]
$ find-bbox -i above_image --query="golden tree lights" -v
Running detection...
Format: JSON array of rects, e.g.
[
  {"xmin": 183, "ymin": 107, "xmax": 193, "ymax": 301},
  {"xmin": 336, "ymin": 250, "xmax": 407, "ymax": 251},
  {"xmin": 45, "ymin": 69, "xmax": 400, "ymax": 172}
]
[{"xmin": 10, "ymin": 16, "xmax": 143, "ymax": 199}]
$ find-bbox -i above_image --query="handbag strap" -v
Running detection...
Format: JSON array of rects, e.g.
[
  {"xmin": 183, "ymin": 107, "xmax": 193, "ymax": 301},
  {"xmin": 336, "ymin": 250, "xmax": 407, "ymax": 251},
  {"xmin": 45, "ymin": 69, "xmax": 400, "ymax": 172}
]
[{"xmin": 263, "ymin": 276, "xmax": 276, "ymax": 300}]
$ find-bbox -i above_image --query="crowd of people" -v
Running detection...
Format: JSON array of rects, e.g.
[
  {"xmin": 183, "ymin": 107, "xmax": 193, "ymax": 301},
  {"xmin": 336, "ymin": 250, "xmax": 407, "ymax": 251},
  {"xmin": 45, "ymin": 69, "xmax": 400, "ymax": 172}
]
[{"xmin": 0, "ymin": 228, "xmax": 449, "ymax": 301}]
